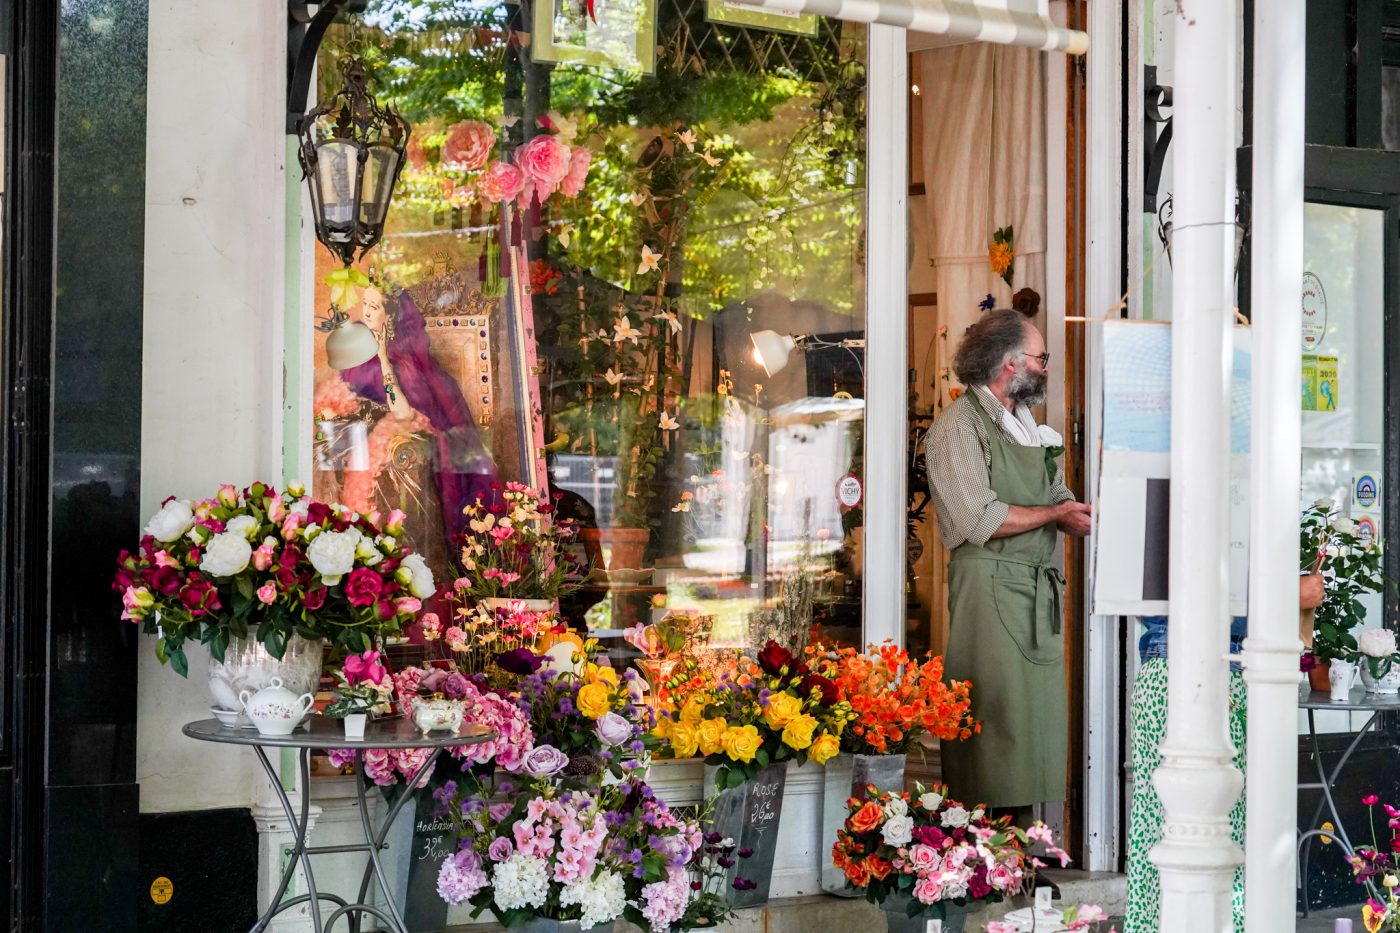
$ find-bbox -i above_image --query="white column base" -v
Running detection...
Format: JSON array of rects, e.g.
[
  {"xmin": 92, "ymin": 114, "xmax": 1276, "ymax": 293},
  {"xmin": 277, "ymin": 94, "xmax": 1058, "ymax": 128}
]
[{"xmin": 1150, "ymin": 744, "xmax": 1244, "ymax": 933}]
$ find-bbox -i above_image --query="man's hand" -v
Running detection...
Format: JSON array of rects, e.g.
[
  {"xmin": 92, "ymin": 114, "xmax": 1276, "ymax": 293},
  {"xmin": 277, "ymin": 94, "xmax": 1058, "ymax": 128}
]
[{"xmin": 1055, "ymin": 501, "xmax": 1093, "ymax": 537}]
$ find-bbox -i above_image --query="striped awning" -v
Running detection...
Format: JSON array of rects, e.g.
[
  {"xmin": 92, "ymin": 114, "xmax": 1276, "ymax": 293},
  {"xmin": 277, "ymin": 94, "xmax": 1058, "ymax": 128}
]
[{"xmin": 727, "ymin": 0, "xmax": 1088, "ymax": 54}]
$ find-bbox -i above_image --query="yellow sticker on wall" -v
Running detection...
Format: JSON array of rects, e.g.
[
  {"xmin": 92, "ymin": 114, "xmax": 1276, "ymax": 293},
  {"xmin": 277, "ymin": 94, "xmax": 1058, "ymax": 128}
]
[{"xmin": 150, "ymin": 876, "xmax": 173, "ymax": 905}]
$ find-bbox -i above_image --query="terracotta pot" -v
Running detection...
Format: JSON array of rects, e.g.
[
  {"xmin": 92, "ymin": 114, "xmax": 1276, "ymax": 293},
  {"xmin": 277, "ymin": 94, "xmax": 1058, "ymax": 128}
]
[
  {"xmin": 579, "ymin": 526, "xmax": 650, "ymax": 571},
  {"xmin": 1308, "ymin": 661, "xmax": 1331, "ymax": 693}
]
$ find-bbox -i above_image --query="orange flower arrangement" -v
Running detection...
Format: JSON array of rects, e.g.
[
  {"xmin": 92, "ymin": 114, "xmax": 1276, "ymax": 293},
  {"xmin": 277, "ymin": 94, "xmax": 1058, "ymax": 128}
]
[{"xmin": 805, "ymin": 641, "xmax": 979, "ymax": 756}]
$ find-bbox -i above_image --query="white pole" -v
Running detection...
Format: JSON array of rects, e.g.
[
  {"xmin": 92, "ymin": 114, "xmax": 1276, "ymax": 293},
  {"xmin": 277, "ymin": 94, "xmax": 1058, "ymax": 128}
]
[
  {"xmin": 1150, "ymin": 1, "xmax": 1244, "ymax": 929},
  {"xmin": 1241, "ymin": 0, "xmax": 1306, "ymax": 930},
  {"xmin": 862, "ymin": 23, "xmax": 908, "ymax": 648}
]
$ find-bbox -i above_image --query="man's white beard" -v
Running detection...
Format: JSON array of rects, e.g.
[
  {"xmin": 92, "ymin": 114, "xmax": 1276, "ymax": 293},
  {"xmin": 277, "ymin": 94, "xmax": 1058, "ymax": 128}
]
[{"xmin": 1008, "ymin": 362, "xmax": 1047, "ymax": 407}]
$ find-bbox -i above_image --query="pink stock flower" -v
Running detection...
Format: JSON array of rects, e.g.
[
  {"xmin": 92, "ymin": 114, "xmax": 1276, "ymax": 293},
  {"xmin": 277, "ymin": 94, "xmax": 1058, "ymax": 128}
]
[
  {"xmin": 559, "ymin": 148, "xmax": 591, "ymax": 197},
  {"xmin": 256, "ymin": 583, "xmax": 277, "ymax": 605},
  {"xmin": 477, "ymin": 161, "xmax": 524, "ymax": 203},
  {"xmin": 441, "ymin": 119, "xmax": 496, "ymax": 171},
  {"xmin": 420, "ymin": 612, "xmax": 442, "ymax": 639},
  {"xmin": 445, "ymin": 626, "xmax": 468, "ymax": 652},
  {"xmin": 516, "ymin": 134, "xmax": 572, "ymax": 196}
]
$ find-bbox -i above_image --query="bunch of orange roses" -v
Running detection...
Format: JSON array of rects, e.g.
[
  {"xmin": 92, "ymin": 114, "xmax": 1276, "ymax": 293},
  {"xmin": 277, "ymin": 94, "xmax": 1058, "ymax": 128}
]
[{"xmin": 804, "ymin": 642, "xmax": 979, "ymax": 756}]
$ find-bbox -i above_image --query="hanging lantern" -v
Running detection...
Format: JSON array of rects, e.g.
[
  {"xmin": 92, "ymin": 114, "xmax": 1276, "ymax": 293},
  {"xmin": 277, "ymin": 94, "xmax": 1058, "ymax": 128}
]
[{"xmin": 296, "ymin": 56, "xmax": 411, "ymax": 268}]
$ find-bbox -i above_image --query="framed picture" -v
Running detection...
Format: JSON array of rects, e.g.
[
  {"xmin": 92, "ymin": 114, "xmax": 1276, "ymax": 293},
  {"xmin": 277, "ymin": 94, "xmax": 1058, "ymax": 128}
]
[
  {"xmin": 531, "ymin": 0, "xmax": 657, "ymax": 75},
  {"xmin": 704, "ymin": 0, "xmax": 819, "ymax": 37}
]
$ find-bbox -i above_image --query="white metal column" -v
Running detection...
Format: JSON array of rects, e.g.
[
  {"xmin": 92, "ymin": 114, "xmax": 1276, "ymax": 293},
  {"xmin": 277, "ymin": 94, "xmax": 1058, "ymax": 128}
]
[
  {"xmin": 1150, "ymin": 2, "xmax": 1244, "ymax": 930},
  {"xmin": 862, "ymin": 23, "xmax": 908, "ymax": 648},
  {"xmin": 1241, "ymin": 1, "xmax": 1306, "ymax": 930}
]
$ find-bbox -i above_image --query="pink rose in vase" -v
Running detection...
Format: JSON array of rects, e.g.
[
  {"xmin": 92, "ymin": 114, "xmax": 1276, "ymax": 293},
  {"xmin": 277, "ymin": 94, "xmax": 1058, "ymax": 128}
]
[{"xmin": 441, "ymin": 119, "xmax": 496, "ymax": 171}]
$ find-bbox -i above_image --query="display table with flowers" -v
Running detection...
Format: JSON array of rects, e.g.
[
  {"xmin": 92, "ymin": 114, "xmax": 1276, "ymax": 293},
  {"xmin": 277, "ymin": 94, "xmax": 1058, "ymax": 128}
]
[{"xmin": 182, "ymin": 714, "xmax": 493, "ymax": 933}]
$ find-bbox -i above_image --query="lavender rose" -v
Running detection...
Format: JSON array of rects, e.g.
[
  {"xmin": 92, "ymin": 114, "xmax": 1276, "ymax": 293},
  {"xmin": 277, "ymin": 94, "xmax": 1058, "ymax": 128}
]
[
  {"xmin": 443, "ymin": 672, "xmax": 470, "ymax": 699},
  {"xmin": 594, "ymin": 711, "xmax": 634, "ymax": 748},
  {"xmin": 488, "ymin": 837, "xmax": 514, "ymax": 862},
  {"xmin": 488, "ymin": 802, "xmax": 512, "ymax": 822},
  {"xmin": 523, "ymin": 744, "xmax": 570, "ymax": 777}
]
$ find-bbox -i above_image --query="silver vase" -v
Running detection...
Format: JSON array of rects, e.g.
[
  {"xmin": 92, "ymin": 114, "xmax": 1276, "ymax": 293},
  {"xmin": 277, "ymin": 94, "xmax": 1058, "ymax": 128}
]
[
  {"xmin": 822, "ymin": 753, "xmax": 907, "ymax": 895},
  {"xmin": 702, "ymin": 761, "xmax": 788, "ymax": 909},
  {"xmin": 207, "ymin": 628, "xmax": 324, "ymax": 721}
]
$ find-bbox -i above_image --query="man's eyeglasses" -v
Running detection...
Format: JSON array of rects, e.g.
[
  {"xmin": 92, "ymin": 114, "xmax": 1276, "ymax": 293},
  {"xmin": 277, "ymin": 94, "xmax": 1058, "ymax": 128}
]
[{"xmin": 1022, "ymin": 352, "xmax": 1051, "ymax": 367}]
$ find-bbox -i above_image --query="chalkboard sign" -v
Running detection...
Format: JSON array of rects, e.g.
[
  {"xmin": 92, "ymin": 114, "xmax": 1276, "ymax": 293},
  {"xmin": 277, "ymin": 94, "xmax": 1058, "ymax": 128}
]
[
  {"xmin": 382, "ymin": 775, "xmax": 456, "ymax": 932},
  {"xmin": 703, "ymin": 762, "xmax": 787, "ymax": 909}
]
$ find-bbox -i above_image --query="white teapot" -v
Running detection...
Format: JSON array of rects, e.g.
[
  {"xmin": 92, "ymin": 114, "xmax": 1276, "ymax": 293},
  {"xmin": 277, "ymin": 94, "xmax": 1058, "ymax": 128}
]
[{"xmin": 239, "ymin": 677, "xmax": 314, "ymax": 736}]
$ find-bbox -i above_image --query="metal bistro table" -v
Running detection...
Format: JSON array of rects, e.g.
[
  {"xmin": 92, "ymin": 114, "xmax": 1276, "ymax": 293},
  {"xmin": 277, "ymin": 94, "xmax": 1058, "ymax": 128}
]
[
  {"xmin": 183, "ymin": 716, "xmax": 493, "ymax": 933},
  {"xmin": 1297, "ymin": 688, "xmax": 1400, "ymax": 915}
]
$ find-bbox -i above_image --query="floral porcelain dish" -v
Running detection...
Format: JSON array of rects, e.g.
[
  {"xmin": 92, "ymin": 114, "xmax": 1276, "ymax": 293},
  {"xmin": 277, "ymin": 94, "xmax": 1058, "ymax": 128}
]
[{"xmin": 410, "ymin": 697, "xmax": 466, "ymax": 735}]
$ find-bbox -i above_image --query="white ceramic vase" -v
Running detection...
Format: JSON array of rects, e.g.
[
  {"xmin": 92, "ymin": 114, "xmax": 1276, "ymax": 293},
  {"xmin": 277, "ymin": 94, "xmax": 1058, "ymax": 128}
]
[
  {"xmin": 1329, "ymin": 658, "xmax": 1359, "ymax": 702},
  {"xmin": 1360, "ymin": 662, "xmax": 1400, "ymax": 695}
]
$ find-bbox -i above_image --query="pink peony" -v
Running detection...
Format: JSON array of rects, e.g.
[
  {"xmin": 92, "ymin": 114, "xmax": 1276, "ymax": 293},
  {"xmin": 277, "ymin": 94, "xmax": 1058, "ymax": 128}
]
[
  {"xmin": 559, "ymin": 148, "xmax": 591, "ymax": 198},
  {"xmin": 441, "ymin": 120, "xmax": 495, "ymax": 171},
  {"xmin": 477, "ymin": 161, "xmax": 524, "ymax": 203},
  {"xmin": 515, "ymin": 134, "xmax": 572, "ymax": 198}
]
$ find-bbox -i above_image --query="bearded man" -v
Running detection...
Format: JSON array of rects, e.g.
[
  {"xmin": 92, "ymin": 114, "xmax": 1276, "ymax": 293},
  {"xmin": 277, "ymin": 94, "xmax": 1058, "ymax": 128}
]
[{"xmin": 924, "ymin": 309, "xmax": 1091, "ymax": 813}]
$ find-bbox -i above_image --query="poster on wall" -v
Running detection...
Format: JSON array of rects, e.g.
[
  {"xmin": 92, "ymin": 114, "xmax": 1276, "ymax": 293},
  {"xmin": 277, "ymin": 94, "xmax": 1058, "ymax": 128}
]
[
  {"xmin": 1091, "ymin": 320, "xmax": 1252, "ymax": 617},
  {"xmin": 704, "ymin": 0, "xmax": 820, "ymax": 36},
  {"xmin": 1301, "ymin": 354, "xmax": 1340, "ymax": 412}
]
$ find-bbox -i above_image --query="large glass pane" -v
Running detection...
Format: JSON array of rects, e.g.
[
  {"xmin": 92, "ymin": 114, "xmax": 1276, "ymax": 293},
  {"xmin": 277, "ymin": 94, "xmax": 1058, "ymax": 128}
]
[{"xmin": 310, "ymin": 2, "xmax": 869, "ymax": 658}]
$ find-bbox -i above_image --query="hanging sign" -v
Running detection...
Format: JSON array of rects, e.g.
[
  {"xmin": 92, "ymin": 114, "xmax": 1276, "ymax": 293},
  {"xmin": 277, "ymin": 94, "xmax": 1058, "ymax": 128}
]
[
  {"xmin": 1301, "ymin": 271, "xmax": 1328, "ymax": 352},
  {"xmin": 1355, "ymin": 474, "xmax": 1380, "ymax": 511},
  {"xmin": 836, "ymin": 473, "xmax": 863, "ymax": 509}
]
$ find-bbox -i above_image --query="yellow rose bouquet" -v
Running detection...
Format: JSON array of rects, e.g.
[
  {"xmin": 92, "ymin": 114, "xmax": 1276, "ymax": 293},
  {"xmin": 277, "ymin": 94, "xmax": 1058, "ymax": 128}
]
[{"xmin": 653, "ymin": 640, "xmax": 854, "ymax": 789}]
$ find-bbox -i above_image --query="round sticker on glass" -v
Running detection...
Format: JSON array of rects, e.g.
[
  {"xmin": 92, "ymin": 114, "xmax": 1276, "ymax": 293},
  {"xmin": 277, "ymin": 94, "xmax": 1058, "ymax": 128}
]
[
  {"xmin": 1301, "ymin": 271, "xmax": 1327, "ymax": 352},
  {"xmin": 1357, "ymin": 516, "xmax": 1378, "ymax": 548},
  {"xmin": 1355, "ymin": 474, "xmax": 1379, "ymax": 511},
  {"xmin": 150, "ymin": 876, "xmax": 173, "ymax": 905},
  {"xmin": 836, "ymin": 474, "xmax": 863, "ymax": 509}
]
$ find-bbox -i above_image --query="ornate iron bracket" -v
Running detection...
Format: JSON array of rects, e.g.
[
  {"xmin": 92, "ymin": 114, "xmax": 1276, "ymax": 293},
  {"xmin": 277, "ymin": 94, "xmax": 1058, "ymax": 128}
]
[
  {"xmin": 287, "ymin": 0, "xmax": 367, "ymax": 134},
  {"xmin": 1144, "ymin": 65, "xmax": 1173, "ymax": 213}
]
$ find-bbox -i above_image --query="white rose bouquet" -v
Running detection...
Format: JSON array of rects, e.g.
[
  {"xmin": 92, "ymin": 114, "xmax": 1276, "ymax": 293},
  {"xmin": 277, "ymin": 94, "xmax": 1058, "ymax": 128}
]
[{"xmin": 113, "ymin": 481, "xmax": 436, "ymax": 676}]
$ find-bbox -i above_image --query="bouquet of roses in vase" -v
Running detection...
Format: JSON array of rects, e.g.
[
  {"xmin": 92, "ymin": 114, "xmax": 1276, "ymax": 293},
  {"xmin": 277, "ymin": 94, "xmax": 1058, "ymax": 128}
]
[
  {"xmin": 435, "ymin": 775, "xmax": 704, "ymax": 931},
  {"xmin": 833, "ymin": 782, "xmax": 1068, "ymax": 929},
  {"xmin": 457, "ymin": 482, "xmax": 583, "ymax": 606},
  {"xmin": 653, "ymin": 640, "xmax": 854, "ymax": 789},
  {"xmin": 113, "ymin": 481, "xmax": 435, "ymax": 674}
]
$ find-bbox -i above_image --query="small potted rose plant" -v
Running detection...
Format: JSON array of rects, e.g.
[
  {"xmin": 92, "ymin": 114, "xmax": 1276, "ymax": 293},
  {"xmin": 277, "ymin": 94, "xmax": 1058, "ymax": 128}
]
[
  {"xmin": 1300, "ymin": 498, "xmax": 1385, "ymax": 690},
  {"xmin": 325, "ymin": 649, "xmax": 393, "ymax": 739}
]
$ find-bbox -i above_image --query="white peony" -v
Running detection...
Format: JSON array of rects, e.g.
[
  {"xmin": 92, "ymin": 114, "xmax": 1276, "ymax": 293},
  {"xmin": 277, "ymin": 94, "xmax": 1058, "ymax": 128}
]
[
  {"xmin": 1037, "ymin": 425, "xmax": 1064, "ymax": 448},
  {"xmin": 940, "ymin": 805, "xmax": 971, "ymax": 829},
  {"xmin": 200, "ymin": 531, "xmax": 253, "ymax": 577},
  {"xmin": 918, "ymin": 791, "xmax": 944, "ymax": 812},
  {"xmin": 400, "ymin": 552, "xmax": 437, "ymax": 599},
  {"xmin": 881, "ymin": 814, "xmax": 914, "ymax": 847},
  {"xmin": 145, "ymin": 499, "xmax": 195, "ymax": 543},
  {"xmin": 225, "ymin": 514, "xmax": 260, "ymax": 540},
  {"xmin": 1332, "ymin": 517, "xmax": 1357, "ymax": 535},
  {"xmin": 491, "ymin": 853, "xmax": 549, "ymax": 911},
  {"xmin": 1359, "ymin": 628, "xmax": 1398, "ymax": 659},
  {"xmin": 308, "ymin": 528, "xmax": 362, "ymax": 585}
]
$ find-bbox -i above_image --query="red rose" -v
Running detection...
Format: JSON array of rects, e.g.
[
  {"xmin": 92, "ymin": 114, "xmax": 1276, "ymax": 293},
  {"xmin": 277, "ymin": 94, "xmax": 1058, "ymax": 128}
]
[
  {"xmin": 802, "ymin": 673, "xmax": 840, "ymax": 706},
  {"xmin": 306, "ymin": 502, "xmax": 332, "ymax": 526},
  {"xmin": 302, "ymin": 586, "xmax": 327, "ymax": 611},
  {"xmin": 848, "ymin": 801, "xmax": 884, "ymax": 835},
  {"xmin": 179, "ymin": 578, "xmax": 221, "ymax": 616},
  {"xmin": 757, "ymin": 640, "xmax": 794, "ymax": 677},
  {"xmin": 344, "ymin": 567, "xmax": 383, "ymax": 607},
  {"xmin": 147, "ymin": 565, "xmax": 181, "ymax": 596}
]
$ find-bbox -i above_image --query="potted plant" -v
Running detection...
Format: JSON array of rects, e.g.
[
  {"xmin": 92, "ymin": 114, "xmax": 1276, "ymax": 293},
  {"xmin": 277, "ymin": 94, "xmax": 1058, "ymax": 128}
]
[
  {"xmin": 653, "ymin": 640, "xmax": 853, "ymax": 907},
  {"xmin": 1300, "ymin": 499, "xmax": 1386, "ymax": 691},
  {"xmin": 804, "ymin": 642, "xmax": 981, "ymax": 895},
  {"xmin": 325, "ymin": 649, "xmax": 394, "ymax": 739},
  {"xmin": 832, "ymin": 782, "xmax": 1068, "ymax": 933},
  {"xmin": 114, "ymin": 482, "xmax": 435, "ymax": 710},
  {"xmin": 457, "ymin": 482, "xmax": 582, "ymax": 611}
]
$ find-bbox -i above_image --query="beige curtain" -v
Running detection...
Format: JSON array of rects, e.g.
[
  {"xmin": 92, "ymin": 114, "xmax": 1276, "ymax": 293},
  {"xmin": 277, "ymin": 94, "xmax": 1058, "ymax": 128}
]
[{"xmin": 916, "ymin": 43, "xmax": 1046, "ymax": 653}]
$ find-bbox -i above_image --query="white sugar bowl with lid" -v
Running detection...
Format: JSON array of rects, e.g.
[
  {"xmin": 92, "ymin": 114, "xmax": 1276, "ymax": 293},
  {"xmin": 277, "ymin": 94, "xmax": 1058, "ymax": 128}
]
[{"xmin": 239, "ymin": 677, "xmax": 315, "ymax": 736}]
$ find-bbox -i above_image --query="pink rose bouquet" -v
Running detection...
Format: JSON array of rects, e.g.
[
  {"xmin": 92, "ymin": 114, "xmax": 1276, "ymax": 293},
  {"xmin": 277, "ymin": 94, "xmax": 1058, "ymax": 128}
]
[{"xmin": 113, "ymin": 482, "xmax": 435, "ymax": 675}]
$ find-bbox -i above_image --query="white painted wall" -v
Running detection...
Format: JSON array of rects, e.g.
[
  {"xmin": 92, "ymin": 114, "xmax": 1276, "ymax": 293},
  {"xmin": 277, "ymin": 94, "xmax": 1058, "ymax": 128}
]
[{"xmin": 139, "ymin": 0, "xmax": 289, "ymax": 812}]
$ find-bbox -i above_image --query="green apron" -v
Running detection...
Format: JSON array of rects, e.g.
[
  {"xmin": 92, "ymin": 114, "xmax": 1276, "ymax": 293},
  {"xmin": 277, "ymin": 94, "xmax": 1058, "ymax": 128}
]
[{"xmin": 940, "ymin": 392, "xmax": 1067, "ymax": 808}]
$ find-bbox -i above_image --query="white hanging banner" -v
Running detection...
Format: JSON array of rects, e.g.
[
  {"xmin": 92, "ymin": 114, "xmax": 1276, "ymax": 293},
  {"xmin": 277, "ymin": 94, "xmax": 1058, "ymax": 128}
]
[{"xmin": 724, "ymin": 0, "xmax": 1088, "ymax": 54}]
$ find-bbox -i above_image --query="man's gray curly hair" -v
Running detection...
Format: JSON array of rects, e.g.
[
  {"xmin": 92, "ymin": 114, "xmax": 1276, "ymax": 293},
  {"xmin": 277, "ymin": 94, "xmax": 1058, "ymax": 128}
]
[{"xmin": 952, "ymin": 309, "xmax": 1028, "ymax": 387}]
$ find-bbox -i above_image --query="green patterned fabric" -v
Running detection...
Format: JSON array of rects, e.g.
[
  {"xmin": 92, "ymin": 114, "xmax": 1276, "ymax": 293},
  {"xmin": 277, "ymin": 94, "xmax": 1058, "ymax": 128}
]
[{"xmin": 1124, "ymin": 659, "xmax": 1246, "ymax": 933}]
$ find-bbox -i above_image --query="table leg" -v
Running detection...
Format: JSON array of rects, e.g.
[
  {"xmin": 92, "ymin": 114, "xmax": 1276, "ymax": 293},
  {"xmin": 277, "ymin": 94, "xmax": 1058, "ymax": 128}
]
[
  {"xmin": 349, "ymin": 747, "xmax": 447, "ymax": 933},
  {"xmin": 251, "ymin": 746, "xmax": 318, "ymax": 933},
  {"xmin": 1298, "ymin": 709, "xmax": 1382, "ymax": 917}
]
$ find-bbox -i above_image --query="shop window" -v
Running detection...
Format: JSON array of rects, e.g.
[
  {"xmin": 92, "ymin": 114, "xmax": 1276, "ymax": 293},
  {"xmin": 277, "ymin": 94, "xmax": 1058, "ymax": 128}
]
[{"xmin": 308, "ymin": 2, "xmax": 869, "ymax": 655}]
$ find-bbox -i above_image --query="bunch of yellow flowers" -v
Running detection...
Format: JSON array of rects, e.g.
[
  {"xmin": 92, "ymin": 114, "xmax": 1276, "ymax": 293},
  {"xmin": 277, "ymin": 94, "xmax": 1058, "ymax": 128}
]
[{"xmin": 652, "ymin": 641, "xmax": 855, "ymax": 789}]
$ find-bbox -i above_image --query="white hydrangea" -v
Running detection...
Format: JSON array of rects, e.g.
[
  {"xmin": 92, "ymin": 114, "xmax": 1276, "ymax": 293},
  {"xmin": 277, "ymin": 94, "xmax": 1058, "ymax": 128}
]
[
  {"xmin": 491, "ymin": 853, "xmax": 549, "ymax": 912},
  {"xmin": 559, "ymin": 869, "xmax": 627, "ymax": 929}
]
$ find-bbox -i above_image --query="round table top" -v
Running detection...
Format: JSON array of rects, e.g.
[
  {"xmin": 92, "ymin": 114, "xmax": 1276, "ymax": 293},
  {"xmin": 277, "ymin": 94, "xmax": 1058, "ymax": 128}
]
[
  {"xmin": 1299, "ymin": 688, "xmax": 1400, "ymax": 712},
  {"xmin": 183, "ymin": 715, "xmax": 494, "ymax": 750}
]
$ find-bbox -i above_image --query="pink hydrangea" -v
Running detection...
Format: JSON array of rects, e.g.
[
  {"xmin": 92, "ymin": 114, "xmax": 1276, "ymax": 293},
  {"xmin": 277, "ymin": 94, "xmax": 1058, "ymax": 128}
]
[
  {"xmin": 437, "ymin": 849, "xmax": 487, "ymax": 905},
  {"xmin": 442, "ymin": 120, "xmax": 496, "ymax": 171},
  {"xmin": 640, "ymin": 870, "xmax": 689, "ymax": 932},
  {"xmin": 477, "ymin": 161, "xmax": 525, "ymax": 203}
]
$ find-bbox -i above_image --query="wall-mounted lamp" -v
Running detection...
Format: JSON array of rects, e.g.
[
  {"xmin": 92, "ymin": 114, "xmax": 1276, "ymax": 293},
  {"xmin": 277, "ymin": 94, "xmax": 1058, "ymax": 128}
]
[{"xmin": 749, "ymin": 330, "xmax": 867, "ymax": 377}]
